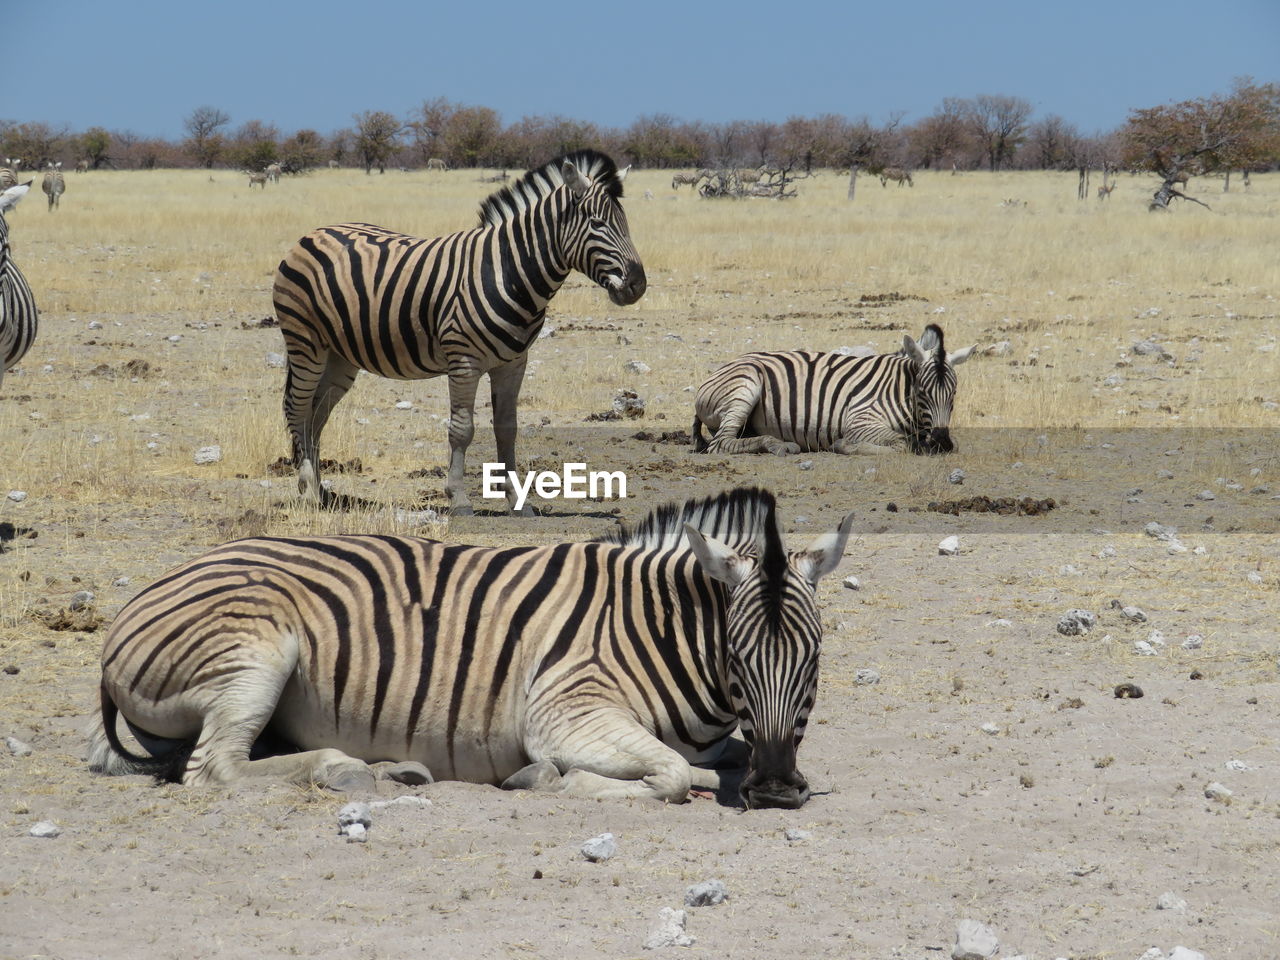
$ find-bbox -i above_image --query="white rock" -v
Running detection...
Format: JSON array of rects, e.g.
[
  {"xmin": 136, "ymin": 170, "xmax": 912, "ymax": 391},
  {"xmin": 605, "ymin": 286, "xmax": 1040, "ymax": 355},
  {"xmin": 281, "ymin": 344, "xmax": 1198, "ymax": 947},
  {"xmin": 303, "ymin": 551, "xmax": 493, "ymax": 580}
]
[
  {"xmin": 1182, "ymin": 634, "xmax": 1203, "ymax": 649},
  {"xmin": 6, "ymin": 490, "xmax": 27, "ymax": 503},
  {"xmin": 28, "ymin": 821, "xmax": 60, "ymax": 839},
  {"xmin": 842, "ymin": 575, "xmax": 860, "ymax": 591},
  {"xmin": 1166, "ymin": 542, "xmax": 1189, "ymax": 555},
  {"xmin": 938, "ymin": 535, "xmax": 960, "ymax": 556},
  {"xmin": 265, "ymin": 352, "xmax": 286, "ymax": 368},
  {"xmin": 980, "ymin": 722, "xmax": 1000, "ymax": 736},
  {"xmin": 87, "ymin": 320, "xmax": 103, "ymax": 330},
  {"xmin": 1057, "ymin": 609, "xmax": 1096, "ymax": 636},
  {"xmin": 394, "ymin": 400, "xmax": 413, "ymax": 410},
  {"xmin": 68, "ymin": 591, "xmax": 95, "ymax": 611},
  {"xmin": 343, "ymin": 822, "xmax": 368, "ymax": 843},
  {"xmin": 368, "ymin": 795, "xmax": 433, "ymax": 811},
  {"xmin": 1144, "ymin": 522, "xmax": 1178, "ymax": 542},
  {"xmin": 538, "ymin": 323, "xmax": 555, "ymax": 339},
  {"xmin": 1121, "ymin": 605, "xmax": 1148, "ymax": 622},
  {"xmin": 624, "ymin": 360, "xmax": 651, "ymax": 374},
  {"xmin": 948, "ymin": 469, "xmax": 966, "ymax": 484},
  {"xmin": 193, "ymin": 445, "xmax": 222, "ymax": 465},
  {"xmin": 986, "ymin": 618, "xmax": 1012, "ymax": 628},
  {"xmin": 854, "ymin": 668, "xmax": 881, "ymax": 685},
  {"xmin": 1134, "ymin": 640, "xmax": 1158, "ymax": 656},
  {"xmin": 1168, "ymin": 948, "xmax": 1206, "ymax": 960},
  {"xmin": 798, "ymin": 460, "xmax": 814, "ymax": 471},
  {"xmin": 1194, "ymin": 490, "xmax": 1215, "ymax": 501},
  {"xmin": 1224, "ymin": 759, "xmax": 1254, "ymax": 772},
  {"xmin": 167, "ymin": 334, "xmax": 182, "ymax": 343},
  {"xmin": 643, "ymin": 907, "xmax": 694, "ymax": 950},
  {"xmin": 1147, "ymin": 629, "xmax": 1166, "ymax": 646},
  {"xmin": 1137, "ymin": 949, "xmax": 1166, "ymax": 960},
  {"xmin": 6, "ymin": 736, "xmax": 33, "ymax": 757},
  {"xmin": 952, "ymin": 919, "xmax": 999, "ymax": 960},
  {"xmin": 338, "ymin": 802, "xmax": 372, "ymax": 830},
  {"xmin": 684, "ymin": 879, "xmax": 728, "ymax": 907},
  {"xmin": 783, "ymin": 827, "xmax": 811, "ymax": 842},
  {"xmin": 394, "ymin": 508, "xmax": 440, "ymax": 526},
  {"xmin": 581, "ymin": 832, "xmax": 617, "ymax": 862},
  {"xmin": 1098, "ymin": 545, "xmax": 1117, "ymax": 558},
  {"xmin": 1246, "ymin": 571, "xmax": 1263, "ymax": 584},
  {"xmin": 1059, "ymin": 564, "xmax": 1080, "ymax": 576},
  {"xmin": 1156, "ymin": 891, "xmax": 1188, "ymax": 912},
  {"xmin": 1203, "ymin": 781, "xmax": 1233, "ymax": 802}
]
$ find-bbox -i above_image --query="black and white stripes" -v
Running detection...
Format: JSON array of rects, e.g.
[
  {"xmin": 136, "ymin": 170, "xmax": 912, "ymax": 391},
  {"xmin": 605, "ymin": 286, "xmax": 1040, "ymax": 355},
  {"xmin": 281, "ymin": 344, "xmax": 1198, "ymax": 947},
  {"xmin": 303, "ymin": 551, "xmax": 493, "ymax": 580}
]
[
  {"xmin": 692, "ymin": 324, "xmax": 976, "ymax": 456},
  {"xmin": 1, "ymin": 182, "xmax": 38, "ymax": 391},
  {"xmin": 88, "ymin": 488, "xmax": 851, "ymax": 808},
  {"xmin": 272, "ymin": 150, "xmax": 646, "ymax": 514}
]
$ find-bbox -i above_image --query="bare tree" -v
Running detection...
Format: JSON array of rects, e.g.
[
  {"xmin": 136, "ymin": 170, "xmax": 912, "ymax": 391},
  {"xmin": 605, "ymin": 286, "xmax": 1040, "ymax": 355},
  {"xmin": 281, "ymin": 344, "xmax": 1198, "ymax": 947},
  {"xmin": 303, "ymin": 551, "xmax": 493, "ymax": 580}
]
[
  {"xmin": 1122, "ymin": 78, "xmax": 1280, "ymax": 211},
  {"xmin": 908, "ymin": 98, "xmax": 974, "ymax": 170},
  {"xmin": 966, "ymin": 94, "xmax": 1033, "ymax": 170},
  {"xmin": 184, "ymin": 106, "xmax": 230, "ymax": 169},
  {"xmin": 353, "ymin": 110, "xmax": 402, "ymax": 175},
  {"xmin": 1026, "ymin": 114, "xmax": 1079, "ymax": 170}
]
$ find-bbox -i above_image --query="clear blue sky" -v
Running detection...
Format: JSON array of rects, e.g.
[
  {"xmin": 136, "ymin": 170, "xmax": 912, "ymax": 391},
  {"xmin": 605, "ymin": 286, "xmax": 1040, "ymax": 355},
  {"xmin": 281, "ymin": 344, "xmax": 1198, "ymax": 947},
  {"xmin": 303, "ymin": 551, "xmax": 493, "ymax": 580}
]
[{"xmin": 4, "ymin": 0, "xmax": 1276, "ymax": 139}]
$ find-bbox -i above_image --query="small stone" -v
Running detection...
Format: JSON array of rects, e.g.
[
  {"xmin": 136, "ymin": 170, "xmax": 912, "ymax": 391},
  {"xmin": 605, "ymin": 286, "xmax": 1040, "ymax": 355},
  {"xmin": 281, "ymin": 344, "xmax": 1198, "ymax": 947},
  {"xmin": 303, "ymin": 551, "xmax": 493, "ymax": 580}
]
[
  {"xmin": 948, "ymin": 469, "xmax": 966, "ymax": 484},
  {"xmin": 7, "ymin": 490, "xmax": 27, "ymax": 503},
  {"xmin": 167, "ymin": 334, "xmax": 182, "ymax": 343},
  {"xmin": 1134, "ymin": 640, "xmax": 1158, "ymax": 656},
  {"xmin": 6, "ymin": 736, "xmax": 33, "ymax": 757},
  {"xmin": 1167, "ymin": 949, "xmax": 1206, "ymax": 960},
  {"xmin": 1156, "ymin": 891, "xmax": 1188, "ymax": 912},
  {"xmin": 1246, "ymin": 571, "xmax": 1263, "ymax": 585},
  {"xmin": 193, "ymin": 445, "xmax": 222, "ymax": 465},
  {"xmin": 1098, "ymin": 545, "xmax": 1117, "ymax": 558},
  {"xmin": 87, "ymin": 320, "xmax": 103, "ymax": 330},
  {"xmin": 343, "ymin": 822, "xmax": 367, "ymax": 842},
  {"xmin": 938, "ymin": 535, "xmax": 960, "ymax": 556},
  {"xmin": 842, "ymin": 576, "xmax": 860, "ymax": 591},
  {"xmin": 538, "ymin": 324, "xmax": 556, "ymax": 339},
  {"xmin": 854, "ymin": 668, "xmax": 880, "ymax": 685},
  {"xmin": 798, "ymin": 460, "xmax": 814, "ymax": 471},
  {"xmin": 643, "ymin": 907, "xmax": 694, "ymax": 950},
  {"xmin": 1203, "ymin": 781, "xmax": 1233, "ymax": 803},
  {"xmin": 986, "ymin": 618, "xmax": 1012, "ymax": 628},
  {"xmin": 1157, "ymin": 469, "xmax": 1174, "ymax": 479},
  {"xmin": 783, "ymin": 827, "xmax": 811, "ymax": 842},
  {"xmin": 394, "ymin": 400, "xmax": 413, "ymax": 410},
  {"xmin": 624, "ymin": 360, "xmax": 651, "ymax": 374},
  {"xmin": 1182, "ymin": 634, "xmax": 1203, "ymax": 650},
  {"xmin": 28, "ymin": 821, "xmax": 60, "ymax": 839},
  {"xmin": 1114, "ymin": 682, "xmax": 1143, "ymax": 698},
  {"xmin": 684, "ymin": 879, "xmax": 728, "ymax": 907},
  {"xmin": 112, "ymin": 576, "xmax": 131, "ymax": 588},
  {"xmin": 337, "ymin": 801, "xmax": 372, "ymax": 832},
  {"xmin": 1120, "ymin": 605, "xmax": 1148, "ymax": 622},
  {"xmin": 1059, "ymin": 564, "xmax": 1080, "ymax": 576},
  {"xmin": 265, "ymin": 352, "xmax": 286, "ymax": 368},
  {"xmin": 1144, "ymin": 522, "xmax": 1178, "ymax": 542},
  {"xmin": 980, "ymin": 722, "xmax": 1000, "ymax": 736},
  {"xmin": 1146, "ymin": 629, "xmax": 1166, "ymax": 646},
  {"xmin": 1223, "ymin": 759, "xmax": 1253, "ymax": 772},
  {"xmin": 581, "ymin": 832, "xmax": 616, "ymax": 862},
  {"xmin": 68, "ymin": 591, "xmax": 95, "ymax": 611},
  {"xmin": 951, "ymin": 918, "xmax": 999, "ymax": 960},
  {"xmin": 1132, "ymin": 339, "xmax": 1162, "ymax": 355},
  {"xmin": 1194, "ymin": 490, "xmax": 1215, "ymax": 501},
  {"xmin": 1056, "ymin": 609, "xmax": 1096, "ymax": 636}
]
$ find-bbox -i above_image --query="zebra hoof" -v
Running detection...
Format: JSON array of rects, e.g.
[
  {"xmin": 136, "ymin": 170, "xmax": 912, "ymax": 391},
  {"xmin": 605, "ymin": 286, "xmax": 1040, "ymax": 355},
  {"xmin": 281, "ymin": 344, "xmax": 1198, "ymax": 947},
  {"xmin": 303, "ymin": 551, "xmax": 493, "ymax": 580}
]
[
  {"xmin": 321, "ymin": 763, "xmax": 377, "ymax": 793},
  {"xmin": 769, "ymin": 442, "xmax": 801, "ymax": 456},
  {"xmin": 500, "ymin": 759, "xmax": 562, "ymax": 792},
  {"xmin": 375, "ymin": 761, "xmax": 434, "ymax": 785}
]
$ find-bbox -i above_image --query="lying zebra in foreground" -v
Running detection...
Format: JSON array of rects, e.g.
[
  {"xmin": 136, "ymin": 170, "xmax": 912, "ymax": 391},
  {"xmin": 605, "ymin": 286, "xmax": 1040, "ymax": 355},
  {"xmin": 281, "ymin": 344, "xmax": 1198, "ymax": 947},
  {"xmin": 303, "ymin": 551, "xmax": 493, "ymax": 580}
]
[
  {"xmin": 692, "ymin": 324, "xmax": 976, "ymax": 456},
  {"xmin": 89, "ymin": 488, "xmax": 852, "ymax": 809}
]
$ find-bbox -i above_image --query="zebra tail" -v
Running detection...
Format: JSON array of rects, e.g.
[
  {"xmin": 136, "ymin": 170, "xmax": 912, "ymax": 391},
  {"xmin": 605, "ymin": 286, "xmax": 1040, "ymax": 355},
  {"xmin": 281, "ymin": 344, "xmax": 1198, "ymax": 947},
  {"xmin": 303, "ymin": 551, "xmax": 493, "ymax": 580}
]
[
  {"xmin": 691, "ymin": 416, "xmax": 709, "ymax": 453},
  {"xmin": 90, "ymin": 683, "xmax": 192, "ymax": 783}
]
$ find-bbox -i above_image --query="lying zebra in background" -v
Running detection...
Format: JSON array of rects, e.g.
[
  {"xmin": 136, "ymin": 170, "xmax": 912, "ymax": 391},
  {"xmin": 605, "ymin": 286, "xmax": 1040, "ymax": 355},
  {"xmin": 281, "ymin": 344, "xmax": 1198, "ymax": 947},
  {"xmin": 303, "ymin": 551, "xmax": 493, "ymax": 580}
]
[
  {"xmin": 692, "ymin": 324, "xmax": 976, "ymax": 455},
  {"xmin": 1, "ymin": 183, "xmax": 39, "ymax": 391},
  {"xmin": 89, "ymin": 488, "xmax": 852, "ymax": 809},
  {"xmin": 274, "ymin": 150, "xmax": 645, "ymax": 515}
]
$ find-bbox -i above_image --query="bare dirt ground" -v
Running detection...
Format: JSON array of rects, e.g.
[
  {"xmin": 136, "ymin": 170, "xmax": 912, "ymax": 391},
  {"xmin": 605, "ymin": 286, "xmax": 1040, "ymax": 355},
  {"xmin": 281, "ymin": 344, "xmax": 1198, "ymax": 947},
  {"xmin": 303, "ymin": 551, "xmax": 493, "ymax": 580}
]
[{"xmin": 1, "ymin": 169, "xmax": 1278, "ymax": 960}]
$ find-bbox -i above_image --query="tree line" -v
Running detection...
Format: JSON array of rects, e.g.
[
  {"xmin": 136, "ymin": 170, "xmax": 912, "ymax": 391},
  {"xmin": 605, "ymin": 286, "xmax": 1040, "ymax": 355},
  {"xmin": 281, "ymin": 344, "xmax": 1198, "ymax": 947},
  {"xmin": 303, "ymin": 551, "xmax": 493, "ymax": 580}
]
[{"xmin": 3, "ymin": 82, "xmax": 1276, "ymax": 190}]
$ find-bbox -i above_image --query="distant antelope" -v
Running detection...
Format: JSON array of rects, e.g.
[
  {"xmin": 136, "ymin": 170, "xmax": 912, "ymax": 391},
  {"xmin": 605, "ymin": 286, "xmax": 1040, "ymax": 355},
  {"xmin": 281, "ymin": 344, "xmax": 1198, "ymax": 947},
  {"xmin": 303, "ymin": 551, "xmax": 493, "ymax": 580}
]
[
  {"xmin": 879, "ymin": 167, "xmax": 913, "ymax": 187},
  {"xmin": 1097, "ymin": 181, "xmax": 1116, "ymax": 200},
  {"xmin": 265, "ymin": 163, "xmax": 282, "ymax": 183},
  {"xmin": 426, "ymin": 158, "xmax": 448, "ymax": 171},
  {"xmin": 75, "ymin": 159, "xmax": 90, "ymax": 173},
  {"xmin": 248, "ymin": 171, "xmax": 268, "ymax": 189},
  {"xmin": 42, "ymin": 163, "xmax": 65, "ymax": 211}
]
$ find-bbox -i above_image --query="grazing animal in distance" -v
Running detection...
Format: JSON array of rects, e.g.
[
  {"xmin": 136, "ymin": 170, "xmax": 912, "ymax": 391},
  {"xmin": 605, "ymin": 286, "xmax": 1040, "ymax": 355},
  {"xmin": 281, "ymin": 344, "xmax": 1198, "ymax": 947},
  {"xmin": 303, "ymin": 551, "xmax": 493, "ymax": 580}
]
[
  {"xmin": 247, "ymin": 171, "xmax": 268, "ymax": 189},
  {"xmin": 75, "ymin": 159, "xmax": 90, "ymax": 173},
  {"xmin": 426, "ymin": 158, "xmax": 448, "ymax": 171},
  {"xmin": 693, "ymin": 325, "xmax": 976, "ymax": 456},
  {"xmin": 88, "ymin": 487, "xmax": 852, "ymax": 809},
  {"xmin": 272, "ymin": 150, "xmax": 646, "ymax": 515},
  {"xmin": 1, "ymin": 183, "xmax": 39, "ymax": 392},
  {"xmin": 41, "ymin": 162, "xmax": 65, "ymax": 210},
  {"xmin": 1097, "ymin": 181, "xmax": 1116, "ymax": 200},
  {"xmin": 265, "ymin": 163, "xmax": 282, "ymax": 183},
  {"xmin": 878, "ymin": 167, "xmax": 913, "ymax": 187}
]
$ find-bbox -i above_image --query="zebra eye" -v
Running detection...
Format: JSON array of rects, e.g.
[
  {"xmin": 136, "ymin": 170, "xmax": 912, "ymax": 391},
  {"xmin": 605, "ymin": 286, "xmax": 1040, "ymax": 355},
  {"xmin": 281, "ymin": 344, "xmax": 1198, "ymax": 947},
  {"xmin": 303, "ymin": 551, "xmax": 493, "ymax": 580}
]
[{"xmin": 588, "ymin": 216, "xmax": 606, "ymax": 229}]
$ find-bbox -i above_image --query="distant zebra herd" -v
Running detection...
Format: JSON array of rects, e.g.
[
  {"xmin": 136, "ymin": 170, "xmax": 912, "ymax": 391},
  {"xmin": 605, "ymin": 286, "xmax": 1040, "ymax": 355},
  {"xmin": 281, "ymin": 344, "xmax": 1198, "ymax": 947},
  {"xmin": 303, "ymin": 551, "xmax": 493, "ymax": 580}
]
[{"xmin": 1, "ymin": 147, "xmax": 991, "ymax": 809}]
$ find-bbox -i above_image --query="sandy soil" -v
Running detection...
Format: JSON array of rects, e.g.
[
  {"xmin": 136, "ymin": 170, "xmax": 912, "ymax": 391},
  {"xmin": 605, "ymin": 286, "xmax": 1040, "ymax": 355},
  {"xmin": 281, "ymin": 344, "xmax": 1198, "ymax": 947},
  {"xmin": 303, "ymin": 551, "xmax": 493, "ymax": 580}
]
[{"xmin": 2, "ymin": 172, "xmax": 1278, "ymax": 960}]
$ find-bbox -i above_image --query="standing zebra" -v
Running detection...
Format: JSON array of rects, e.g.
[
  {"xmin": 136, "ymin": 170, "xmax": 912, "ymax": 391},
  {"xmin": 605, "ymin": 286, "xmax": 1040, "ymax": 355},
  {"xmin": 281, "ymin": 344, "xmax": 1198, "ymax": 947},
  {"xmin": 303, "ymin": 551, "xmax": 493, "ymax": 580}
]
[
  {"xmin": 41, "ymin": 162, "xmax": 65, "ymax": 210},
  {"xmin": 425, "ymin": 158, "xmax": 448, "ymax": 171},
  {"xmin": 273, "ymin": 149, "xmax": 646, "ymax": 515},
  {"xmin": 247, "ymin": 171, "xmax": 268, "ymax": 189},
  {"xmin": 265, "ymin": 162, "xmax": 283, "ymax": 183},
  {"xmin": 692, "ymin": 325, "xmax": 976, "ymax": 456},
  {"xmin": 879, "ymin": 167, "xmax": 913, "ymax": 187},
  {"xmin": 89, "ymin": 487, "xmax": 852, "ymax": 808},
  {"xmin": 1, "ymin": 183, "xmax": 39, "ymax": 392}
]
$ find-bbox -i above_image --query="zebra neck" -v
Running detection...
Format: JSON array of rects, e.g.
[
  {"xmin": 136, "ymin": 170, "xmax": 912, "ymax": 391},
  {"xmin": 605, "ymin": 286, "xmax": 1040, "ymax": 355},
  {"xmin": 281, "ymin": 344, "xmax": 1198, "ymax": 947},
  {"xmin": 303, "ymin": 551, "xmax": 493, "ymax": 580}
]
[{"xmin": 495, "ymin": 201, "xmax": 571, "ymax": 315}]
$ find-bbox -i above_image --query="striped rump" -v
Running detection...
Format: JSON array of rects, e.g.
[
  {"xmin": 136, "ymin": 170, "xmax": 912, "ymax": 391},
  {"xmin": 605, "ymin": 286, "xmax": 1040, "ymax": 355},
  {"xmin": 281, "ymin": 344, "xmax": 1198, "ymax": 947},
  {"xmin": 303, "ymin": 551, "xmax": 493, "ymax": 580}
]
[{"xmin": 89, "ymin": 488, "xmax": 853, "ymax": 808}]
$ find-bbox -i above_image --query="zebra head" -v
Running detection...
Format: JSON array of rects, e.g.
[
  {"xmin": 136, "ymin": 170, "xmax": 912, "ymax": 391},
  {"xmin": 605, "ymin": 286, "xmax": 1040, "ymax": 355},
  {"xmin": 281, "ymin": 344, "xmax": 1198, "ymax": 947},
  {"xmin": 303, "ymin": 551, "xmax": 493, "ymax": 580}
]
[
  {"xmin": 902, "ymin": 324, "xmax": 976, "ymax": 455},
  {"xmin": 685, "ymin": 507, "xmax": 853, "ymax": 810},
  {"xmin": 558, "ymin": 151, "xmax": 647, "ymax": 306}
]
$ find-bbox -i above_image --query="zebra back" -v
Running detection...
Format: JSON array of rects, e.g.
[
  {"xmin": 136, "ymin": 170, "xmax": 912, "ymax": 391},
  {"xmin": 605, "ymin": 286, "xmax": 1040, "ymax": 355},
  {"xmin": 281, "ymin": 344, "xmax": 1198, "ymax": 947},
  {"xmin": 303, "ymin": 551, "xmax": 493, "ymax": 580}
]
[{"xmin": 1, "ymin": 183, "xmax": 38, "ymax": 377}]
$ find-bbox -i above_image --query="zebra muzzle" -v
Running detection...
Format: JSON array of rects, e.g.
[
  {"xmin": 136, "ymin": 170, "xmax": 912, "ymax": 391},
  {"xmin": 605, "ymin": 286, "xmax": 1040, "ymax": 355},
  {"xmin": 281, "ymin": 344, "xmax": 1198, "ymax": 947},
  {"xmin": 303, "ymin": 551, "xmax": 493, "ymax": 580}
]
[
  {"xmin": 605, "ymin": 265, "xmax": 646, "ymax": 306},
  {"xmin": 740, "ymin": 739, "xmax": 810, "ymax": 809}
]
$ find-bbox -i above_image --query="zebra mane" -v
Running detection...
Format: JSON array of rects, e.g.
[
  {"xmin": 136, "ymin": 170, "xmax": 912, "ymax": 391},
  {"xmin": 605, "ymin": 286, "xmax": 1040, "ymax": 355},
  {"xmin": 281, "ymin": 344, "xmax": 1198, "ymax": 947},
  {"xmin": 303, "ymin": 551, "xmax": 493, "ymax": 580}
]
[
  {"xmin": 601, "ymin": 487, "xmax": 782, "ymax": 556},
  {"xmin": 477, "ymin": 150, "xmax": 624, "ymax": 227}
]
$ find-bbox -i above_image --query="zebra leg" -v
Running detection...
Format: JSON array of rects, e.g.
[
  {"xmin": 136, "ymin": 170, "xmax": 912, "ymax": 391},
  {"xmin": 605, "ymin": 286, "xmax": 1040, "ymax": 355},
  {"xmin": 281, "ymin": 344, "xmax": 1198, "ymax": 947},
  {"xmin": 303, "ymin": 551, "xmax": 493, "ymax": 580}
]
[
  {"xmin": 704, "ymin": 386, "xmax": 801, "ymax": 456},
  {"xmin": 444, "ymin": 363, "xmax": 482, "ymax": 516},
  {"xmin": 833, "ymin": 420, "xmax": 907, "ymax": 455},
  {"xmin": 285, "ymin": 351, "xmax": 359, "ymax": 503},
  {"xmin": 488, "ymin": 356, "xmax": 533, "ymax": 516},
  {"xmin": 526, "ymin": 706, "xmax": 696, "ymax": 803}
]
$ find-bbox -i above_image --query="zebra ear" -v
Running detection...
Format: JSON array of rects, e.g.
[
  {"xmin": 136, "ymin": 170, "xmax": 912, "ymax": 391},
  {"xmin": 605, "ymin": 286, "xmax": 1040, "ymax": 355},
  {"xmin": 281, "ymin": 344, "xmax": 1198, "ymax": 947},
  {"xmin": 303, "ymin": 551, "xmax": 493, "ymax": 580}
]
[
  {"xmin": 793, "ymin": 512, "xmax": 854, "ymax": 585},
  {"xmin": 684, "ymin": 524, "xmax": 750, "ymax": 587},
  {"xmin": 0, "ymin": 183, "xmax": 31, "ymax": 212},
  {"xmin": 947, "ymin": 344, "xmax": 977, "ymax": 366},
  {"xmin": 562, "ymin": 160, "xmax": 590, "ymax": 197},
  {"xmin": 616, "ymin": 165, "xmax": 630, "ymax": 182},
  {"xmin": 902, "ymin": 334, "xmax": 926, "ymax": 367}
]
